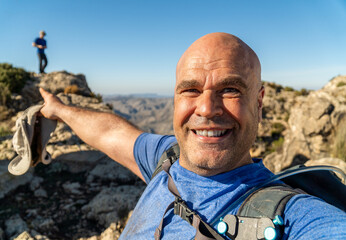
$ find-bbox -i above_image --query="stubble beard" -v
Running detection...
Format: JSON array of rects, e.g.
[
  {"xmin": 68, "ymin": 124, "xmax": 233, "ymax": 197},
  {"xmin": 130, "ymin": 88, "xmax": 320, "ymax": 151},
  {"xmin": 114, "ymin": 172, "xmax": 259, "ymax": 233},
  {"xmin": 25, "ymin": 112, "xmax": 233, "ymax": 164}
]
[{"xmin": 177, "ymin": 115, "xmax": 259, "ymax": 176}]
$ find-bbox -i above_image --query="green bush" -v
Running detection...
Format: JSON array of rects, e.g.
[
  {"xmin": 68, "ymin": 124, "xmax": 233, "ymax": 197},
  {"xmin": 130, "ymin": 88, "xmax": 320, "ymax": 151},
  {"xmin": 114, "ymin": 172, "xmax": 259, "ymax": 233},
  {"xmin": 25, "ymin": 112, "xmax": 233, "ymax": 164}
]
[
  {"xmin": 90, "ymin": 92, "xmax": 103, "ymax": 103},
  {"xmin": 0, "ymin": 126, "xmax": 11, "ymax": 137},
  {"xmin": 269, "ymin": 137, "xmax": 284, "ymax": 153},
  {"xmin": 283, "ymin": 86, "xmax": 295, "ymax": 91},
  {"xmin": 336, "ymin": 82, "xmax": 346, "ymax": 87},
  {"xmin": 295, "ymin": 88, "xmax": 309, "ymax": 96},
  {"xmin": 0, "ymin": 82, "xmax": 11, "ymax": 106},
  {"xmin": 271, "ymin": 122, "xmax": 286, "ymax": 136},
  {"xmin": 266, "ymin": 82, "xmax": 283, "ymax": 92},
  {"xmin": 284, "ymin": 113, "xmax": 290, "ymax": 122},
  {"xmin": 0, "ymin": 63, "xmax": 31, "ymax": 94}
]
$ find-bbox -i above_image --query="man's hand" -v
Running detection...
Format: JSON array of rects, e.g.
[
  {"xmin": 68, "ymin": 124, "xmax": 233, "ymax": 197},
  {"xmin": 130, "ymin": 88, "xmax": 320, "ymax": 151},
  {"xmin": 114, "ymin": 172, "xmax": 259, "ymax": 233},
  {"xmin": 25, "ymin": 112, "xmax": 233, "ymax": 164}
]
[
  {"xmin": 39, "ymin": 87, "xmax": 144, "ymax": 180},
  {"xmin": 39, "ymin": 88, "xmax": 63, "ymax": 121}
]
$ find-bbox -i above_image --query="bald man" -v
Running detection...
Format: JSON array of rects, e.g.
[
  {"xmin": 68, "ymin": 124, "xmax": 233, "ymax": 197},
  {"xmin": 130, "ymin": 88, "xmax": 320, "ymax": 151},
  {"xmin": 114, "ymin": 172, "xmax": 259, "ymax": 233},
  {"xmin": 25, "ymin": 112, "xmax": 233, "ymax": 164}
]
[{"xmin": 40, "ymin": 33, "xmax": 345, "ymax": 239}]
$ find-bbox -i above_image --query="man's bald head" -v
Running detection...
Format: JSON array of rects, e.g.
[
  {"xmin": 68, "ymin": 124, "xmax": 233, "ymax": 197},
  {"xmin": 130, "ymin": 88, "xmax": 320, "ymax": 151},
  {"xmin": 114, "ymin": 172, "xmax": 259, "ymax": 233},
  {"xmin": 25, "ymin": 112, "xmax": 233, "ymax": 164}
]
[
  {"xmin": 173, "ymin": 33, "xmax": 265, "ymax": 176},
  {"xmin": 176, "ymin": 32, "xmax": 261, "ymax": 88}
]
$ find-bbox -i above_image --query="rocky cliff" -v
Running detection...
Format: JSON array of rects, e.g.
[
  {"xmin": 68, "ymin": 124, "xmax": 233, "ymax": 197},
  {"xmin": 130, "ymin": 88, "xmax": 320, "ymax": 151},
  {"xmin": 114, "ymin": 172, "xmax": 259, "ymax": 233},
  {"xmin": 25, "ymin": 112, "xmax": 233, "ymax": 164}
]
[{"xmin": 0, "ymin": 71, "xmax": 345, "ymax": 240}]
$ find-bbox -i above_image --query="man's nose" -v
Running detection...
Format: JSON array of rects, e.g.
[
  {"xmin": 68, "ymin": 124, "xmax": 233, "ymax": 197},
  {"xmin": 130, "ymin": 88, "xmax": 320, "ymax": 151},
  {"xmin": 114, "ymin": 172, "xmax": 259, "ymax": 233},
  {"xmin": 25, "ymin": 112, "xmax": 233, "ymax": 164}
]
[{"xmin": 195, "ymin": 91, "xmax": 223, "ymax": 118}]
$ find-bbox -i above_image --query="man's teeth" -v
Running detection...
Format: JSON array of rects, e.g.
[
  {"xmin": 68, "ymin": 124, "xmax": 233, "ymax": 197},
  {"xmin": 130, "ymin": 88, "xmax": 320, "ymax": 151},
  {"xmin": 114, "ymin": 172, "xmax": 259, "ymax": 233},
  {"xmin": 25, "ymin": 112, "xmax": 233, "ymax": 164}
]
[{"xmin": 195, "ymin": 130, "xmax": 227, "ymax": 137}]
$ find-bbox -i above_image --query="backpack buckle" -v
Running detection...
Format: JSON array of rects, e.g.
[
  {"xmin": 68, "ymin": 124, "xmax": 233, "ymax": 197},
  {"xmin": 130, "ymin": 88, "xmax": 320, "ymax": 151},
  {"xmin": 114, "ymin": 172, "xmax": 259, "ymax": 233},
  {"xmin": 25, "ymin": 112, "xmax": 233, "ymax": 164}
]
[{"xmin": 174, "ymin": 197, "xmax": 194, "ymax": 225}]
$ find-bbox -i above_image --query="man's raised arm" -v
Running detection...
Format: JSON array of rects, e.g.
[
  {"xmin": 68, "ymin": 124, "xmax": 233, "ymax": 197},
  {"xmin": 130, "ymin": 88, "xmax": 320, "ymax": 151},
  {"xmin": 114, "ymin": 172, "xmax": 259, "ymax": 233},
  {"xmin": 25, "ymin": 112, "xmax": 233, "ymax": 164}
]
[{"xmin": 39, "ymin": 88, "xmax": 144, "ymax": 181}]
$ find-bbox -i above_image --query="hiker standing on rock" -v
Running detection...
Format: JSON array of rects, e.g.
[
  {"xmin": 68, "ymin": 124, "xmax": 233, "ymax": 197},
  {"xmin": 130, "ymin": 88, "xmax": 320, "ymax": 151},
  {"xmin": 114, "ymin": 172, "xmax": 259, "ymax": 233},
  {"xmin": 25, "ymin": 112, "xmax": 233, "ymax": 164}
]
[
  {"xmin": 39, "ymin": 33, "xmax": 346, "ymax": 239},
  {"xmin": 32, "ymin": 30, "xmax": 48, "ymax": 74}
]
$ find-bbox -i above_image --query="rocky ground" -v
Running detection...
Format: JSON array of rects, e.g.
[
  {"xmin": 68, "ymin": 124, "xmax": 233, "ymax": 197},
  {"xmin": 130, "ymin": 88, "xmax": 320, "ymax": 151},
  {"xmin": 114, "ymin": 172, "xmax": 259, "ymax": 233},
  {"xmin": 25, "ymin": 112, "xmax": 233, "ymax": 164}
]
[{"xmin": 0, "ymin": 71, "xmax": 345, "ymax": 239}]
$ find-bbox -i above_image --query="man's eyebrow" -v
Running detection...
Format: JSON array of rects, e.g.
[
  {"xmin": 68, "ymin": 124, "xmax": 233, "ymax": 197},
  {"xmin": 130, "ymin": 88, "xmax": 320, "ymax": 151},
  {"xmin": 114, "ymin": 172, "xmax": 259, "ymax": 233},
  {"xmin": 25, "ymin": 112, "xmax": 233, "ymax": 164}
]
[
  {"xmin": 217, "ymin": 77, "xmax": 248, "ymax": 90},
  {"xmin": 176, "ymin": 80, "xmax": 202, "ymax": 91}
]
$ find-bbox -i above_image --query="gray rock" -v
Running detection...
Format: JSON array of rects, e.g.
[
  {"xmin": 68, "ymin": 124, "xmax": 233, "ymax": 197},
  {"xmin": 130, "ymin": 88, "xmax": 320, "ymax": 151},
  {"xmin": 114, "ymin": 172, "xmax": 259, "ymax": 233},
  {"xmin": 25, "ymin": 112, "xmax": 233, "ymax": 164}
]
[
  {"xmin": 0, "ymin": 161, "xmax": 33, "ymax": 199},
  {"xmin": 4, "ymin": 214, "xmax": 29, "ymax": 239},
  {"xmin": 34, "ymin": 188, "xmax": 48, "ymax": 198},
  {"xmin": 29, "ymin": 177, "xmax": 44, "ymax": 191},
  {"xmin": 0, "ymin": 227, "xmax": 4, "ymax": 240},
  {"xmin": 87, "ymin": 159, "xmax": 138, "ymax": 184},
  {"xmin": 54, "ymin": 150, "xmax": 107, "ymax": 173},
  {"xmin": 31, "ymin": 217, "xmax": 56, "ymax": 233},
  {"xmin": 82, "ymin": 185, "xmax": 145, "ymax": 227},
  {"xmin": 62, "ymin": 182, "xmax": 82, "ymax": 195}
]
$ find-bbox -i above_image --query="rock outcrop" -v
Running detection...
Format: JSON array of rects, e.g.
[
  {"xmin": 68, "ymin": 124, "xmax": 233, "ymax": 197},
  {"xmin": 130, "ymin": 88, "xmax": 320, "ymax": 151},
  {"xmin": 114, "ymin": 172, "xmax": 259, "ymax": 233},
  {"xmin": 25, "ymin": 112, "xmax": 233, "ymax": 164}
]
[
  {"xmin": 263, "ymin": 76, "xmax": 346, "ymax": 173},
  {"xmin": 0, "ymin": 71, "xmax": 345, "ymax": 239},
  {"xmin": 0, "ymin": 71, "xmax": 144, "ymax": 240}
]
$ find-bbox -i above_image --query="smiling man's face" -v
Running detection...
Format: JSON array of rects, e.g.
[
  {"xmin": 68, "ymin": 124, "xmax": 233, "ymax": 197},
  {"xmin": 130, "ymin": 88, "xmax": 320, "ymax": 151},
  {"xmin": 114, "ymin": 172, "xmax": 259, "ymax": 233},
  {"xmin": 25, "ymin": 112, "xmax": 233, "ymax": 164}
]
[{"xmin": 173, "ymin": 33, "xmax": 264, "ymax": 176}]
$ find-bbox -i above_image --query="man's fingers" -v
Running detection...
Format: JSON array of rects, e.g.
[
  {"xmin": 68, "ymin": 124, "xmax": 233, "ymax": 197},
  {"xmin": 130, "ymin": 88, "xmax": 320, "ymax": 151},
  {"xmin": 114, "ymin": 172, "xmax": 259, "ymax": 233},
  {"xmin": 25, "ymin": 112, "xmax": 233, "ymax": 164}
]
[{"xmin": 39, "ymin": 87, "xmax": 49, "ymax": 99}]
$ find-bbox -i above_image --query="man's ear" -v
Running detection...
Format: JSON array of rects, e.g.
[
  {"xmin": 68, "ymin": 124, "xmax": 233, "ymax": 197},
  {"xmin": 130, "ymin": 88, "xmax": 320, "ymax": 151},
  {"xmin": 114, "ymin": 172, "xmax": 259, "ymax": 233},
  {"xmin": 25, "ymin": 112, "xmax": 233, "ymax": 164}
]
[{"xmin": 257, "ymin": 86, "xmax": 265, "ymax": 123}]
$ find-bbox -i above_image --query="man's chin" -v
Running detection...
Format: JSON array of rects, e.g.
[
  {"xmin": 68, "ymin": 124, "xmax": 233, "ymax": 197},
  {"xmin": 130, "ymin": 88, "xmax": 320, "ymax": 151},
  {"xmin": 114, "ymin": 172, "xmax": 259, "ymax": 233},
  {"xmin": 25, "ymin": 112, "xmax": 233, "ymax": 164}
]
[{"xmin": 183, "ymin": 151, "xmax": 230, "ymax": 171}]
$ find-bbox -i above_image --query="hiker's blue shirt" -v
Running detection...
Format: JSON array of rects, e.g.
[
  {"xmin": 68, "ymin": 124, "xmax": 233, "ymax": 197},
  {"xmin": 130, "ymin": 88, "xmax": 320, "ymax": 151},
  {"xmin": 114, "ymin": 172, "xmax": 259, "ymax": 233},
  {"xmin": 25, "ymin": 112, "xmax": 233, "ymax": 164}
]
[
  {"xmin": 34, "ymin": 38, "xmax": 46, "ymax": 54},
  {"xmin": 119, "ymin": 133, "xmax": 346, "ymax": 240}
]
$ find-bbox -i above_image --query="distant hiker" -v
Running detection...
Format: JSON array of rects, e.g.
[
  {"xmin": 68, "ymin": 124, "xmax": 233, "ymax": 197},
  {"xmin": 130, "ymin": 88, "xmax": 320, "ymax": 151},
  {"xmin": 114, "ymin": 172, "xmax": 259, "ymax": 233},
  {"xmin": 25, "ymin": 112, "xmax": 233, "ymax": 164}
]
[
  {"xmin": 32, "ymin": 30, "xmax": 48, "ymax": 74},
  {"xmin": 39, "ymin": 33, "xmax": 346, "ymax": 239}
]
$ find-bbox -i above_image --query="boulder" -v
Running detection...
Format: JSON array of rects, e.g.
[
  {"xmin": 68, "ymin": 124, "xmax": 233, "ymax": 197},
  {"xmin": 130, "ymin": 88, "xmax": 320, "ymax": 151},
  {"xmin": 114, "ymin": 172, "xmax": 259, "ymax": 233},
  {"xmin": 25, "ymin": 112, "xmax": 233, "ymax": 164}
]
[
  {"xmin": 37, "ymin": 71, "xmax": 92, "ymax": 96},
  {"xmin": 4, "ymin": 214, "xmax": 29, "ymax": 239},
  {"xmin": 82, "ymin": 185, "xmax": 145, "ymax": 227},
  {"xmin": 264, "ymin": 76, "xmax": 346, "ymax": 172},
  {"xmin": 0, "ymin": 161, "xmax": 33, "ymax": 199}
]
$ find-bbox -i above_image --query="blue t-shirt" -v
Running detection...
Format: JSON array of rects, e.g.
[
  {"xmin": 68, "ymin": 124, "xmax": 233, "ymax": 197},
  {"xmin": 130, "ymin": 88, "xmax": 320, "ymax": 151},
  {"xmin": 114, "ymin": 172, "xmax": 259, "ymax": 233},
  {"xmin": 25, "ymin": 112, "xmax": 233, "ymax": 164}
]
[
  {"xmin": 34, "ymin": 38, "xmax": 46, "ymax": 54},
  {"xmin": 119, "ymin": 133, "xmax": 346, "ymax": 240}
]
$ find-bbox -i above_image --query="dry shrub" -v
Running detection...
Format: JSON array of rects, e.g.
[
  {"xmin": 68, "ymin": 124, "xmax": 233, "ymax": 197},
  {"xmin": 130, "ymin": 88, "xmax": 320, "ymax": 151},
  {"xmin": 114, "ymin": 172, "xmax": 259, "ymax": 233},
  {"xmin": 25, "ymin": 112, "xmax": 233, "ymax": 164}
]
[
  {"xmin": 64, "ymin": 84, "xmax": 81, "ymax": 95},
  {"xmin": 0, "ymin": 125, "xmax": 11, "ymax": 137},
  {"xmin": 332, "ymin": 119, "xmax": 346, "ymax": 161}
]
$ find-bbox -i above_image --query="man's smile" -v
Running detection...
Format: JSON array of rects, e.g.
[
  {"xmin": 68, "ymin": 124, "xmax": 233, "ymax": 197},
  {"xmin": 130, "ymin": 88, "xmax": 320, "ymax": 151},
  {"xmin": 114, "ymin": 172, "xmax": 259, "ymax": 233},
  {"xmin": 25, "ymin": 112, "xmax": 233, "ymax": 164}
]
[{"xmin": 191, "ymin": 129, "xmax": 232, "ymax": 138}]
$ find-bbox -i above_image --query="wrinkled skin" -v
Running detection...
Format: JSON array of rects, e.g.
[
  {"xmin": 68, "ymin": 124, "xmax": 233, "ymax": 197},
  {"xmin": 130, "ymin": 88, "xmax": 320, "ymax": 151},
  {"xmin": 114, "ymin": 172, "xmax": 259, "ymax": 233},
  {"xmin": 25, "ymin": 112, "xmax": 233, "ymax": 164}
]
[{"xmin": 173, "ymin": 32, "xmax": 264, "ymax": 176}]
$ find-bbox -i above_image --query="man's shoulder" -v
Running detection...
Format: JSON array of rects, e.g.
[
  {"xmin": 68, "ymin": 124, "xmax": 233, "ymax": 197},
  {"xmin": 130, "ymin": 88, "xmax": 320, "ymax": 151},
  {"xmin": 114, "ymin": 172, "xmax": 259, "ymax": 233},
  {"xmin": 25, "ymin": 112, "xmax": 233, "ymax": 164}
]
[
  {"xmin": 283, "ymin": 194, "xmax": 345, "ymax": 239},
  {"xmin": 34, "ymin": 38, "xmax": 46, "ymax": 44},
  {"xmin": 134, "ymin": 133, "xmax": 177, "ymax": 183}
]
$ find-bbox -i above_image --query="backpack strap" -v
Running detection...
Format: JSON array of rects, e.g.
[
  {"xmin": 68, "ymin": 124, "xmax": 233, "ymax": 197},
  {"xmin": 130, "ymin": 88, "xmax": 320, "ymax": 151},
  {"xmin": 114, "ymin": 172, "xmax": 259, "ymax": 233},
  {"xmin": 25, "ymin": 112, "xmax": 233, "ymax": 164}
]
[
  {"xmin": 151, "ymin": 143, "xmax": 179, "ymax": 180},
  {"xmin": 154, "ymin": 159, "xmax": 225, "ymax": 240},
  {"xmin": 237, "ymin": 185, "xmax": 305, "ymax": 219}
]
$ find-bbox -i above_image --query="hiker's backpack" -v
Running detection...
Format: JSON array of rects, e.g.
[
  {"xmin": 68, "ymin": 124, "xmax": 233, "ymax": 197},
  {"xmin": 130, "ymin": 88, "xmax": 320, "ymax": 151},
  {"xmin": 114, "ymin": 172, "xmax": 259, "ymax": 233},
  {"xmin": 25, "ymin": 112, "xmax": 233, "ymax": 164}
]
[{"xmin": 152, "ymin": 143, "xmax": 346, "ymax": 240}]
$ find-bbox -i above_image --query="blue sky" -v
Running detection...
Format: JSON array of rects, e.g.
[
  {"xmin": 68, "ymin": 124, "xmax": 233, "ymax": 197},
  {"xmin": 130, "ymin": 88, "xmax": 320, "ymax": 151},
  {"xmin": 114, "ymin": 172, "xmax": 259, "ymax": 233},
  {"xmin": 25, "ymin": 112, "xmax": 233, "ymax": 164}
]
[{"xmin": 1, "ymin": 0, "xmax": 345, "ymax": 95}]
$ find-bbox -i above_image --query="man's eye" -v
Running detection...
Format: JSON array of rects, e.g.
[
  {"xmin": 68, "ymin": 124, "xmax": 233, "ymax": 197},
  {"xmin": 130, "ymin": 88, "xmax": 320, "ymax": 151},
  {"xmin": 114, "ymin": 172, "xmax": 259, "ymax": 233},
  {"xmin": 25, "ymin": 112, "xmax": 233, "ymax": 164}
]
[
  {"xmin": 181, "ymin": 89, "xmax": 200, "ymax": 96},
  {"xmin": 221, "ymin": 88, "xmax": 241, "ymax": 96},
  {"xmin": 186, "ymin": 89, "xmax": 199, "ymax": 93},
  {"xmin": 183, "ymin": 89, "xmax": 200, "ymax": 93}
]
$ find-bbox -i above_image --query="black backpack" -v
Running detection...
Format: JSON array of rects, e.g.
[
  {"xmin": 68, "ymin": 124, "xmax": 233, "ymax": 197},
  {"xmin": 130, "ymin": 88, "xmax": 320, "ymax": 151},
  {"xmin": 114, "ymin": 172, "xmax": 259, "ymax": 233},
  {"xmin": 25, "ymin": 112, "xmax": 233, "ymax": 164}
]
[{"xmin": 152, "ymin": 143, "xmax": 346, "ymax": 240}]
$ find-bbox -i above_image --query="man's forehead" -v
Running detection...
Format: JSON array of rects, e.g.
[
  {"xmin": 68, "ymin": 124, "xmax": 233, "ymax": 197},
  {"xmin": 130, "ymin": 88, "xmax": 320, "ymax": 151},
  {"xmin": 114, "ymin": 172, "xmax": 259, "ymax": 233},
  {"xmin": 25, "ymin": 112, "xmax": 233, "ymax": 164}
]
[
  {"xmin": 178, "ymin": 57, "xmax": 247, "ymax": 72},
  {"xmin": 175, "ymin": 75, "xmax": 249, "ymax": 91},
  {"xmin": 177, "ymin": 45, "xmax": 252, "ymax": 74},
  {"xmin": 180, "ymin": 57, "xmax": 234, "ymax": 70},
  {"xmin": 176, "ymin": 33, "xmax": 261, "ymax": 85}
]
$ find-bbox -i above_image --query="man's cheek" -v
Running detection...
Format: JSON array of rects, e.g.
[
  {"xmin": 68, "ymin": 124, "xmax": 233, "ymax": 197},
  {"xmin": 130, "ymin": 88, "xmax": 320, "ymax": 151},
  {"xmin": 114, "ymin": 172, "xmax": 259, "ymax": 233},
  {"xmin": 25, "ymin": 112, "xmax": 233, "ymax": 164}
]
[{"xmin": 176, "ymin": 101, "xmax": 195, "ymax": 124}]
